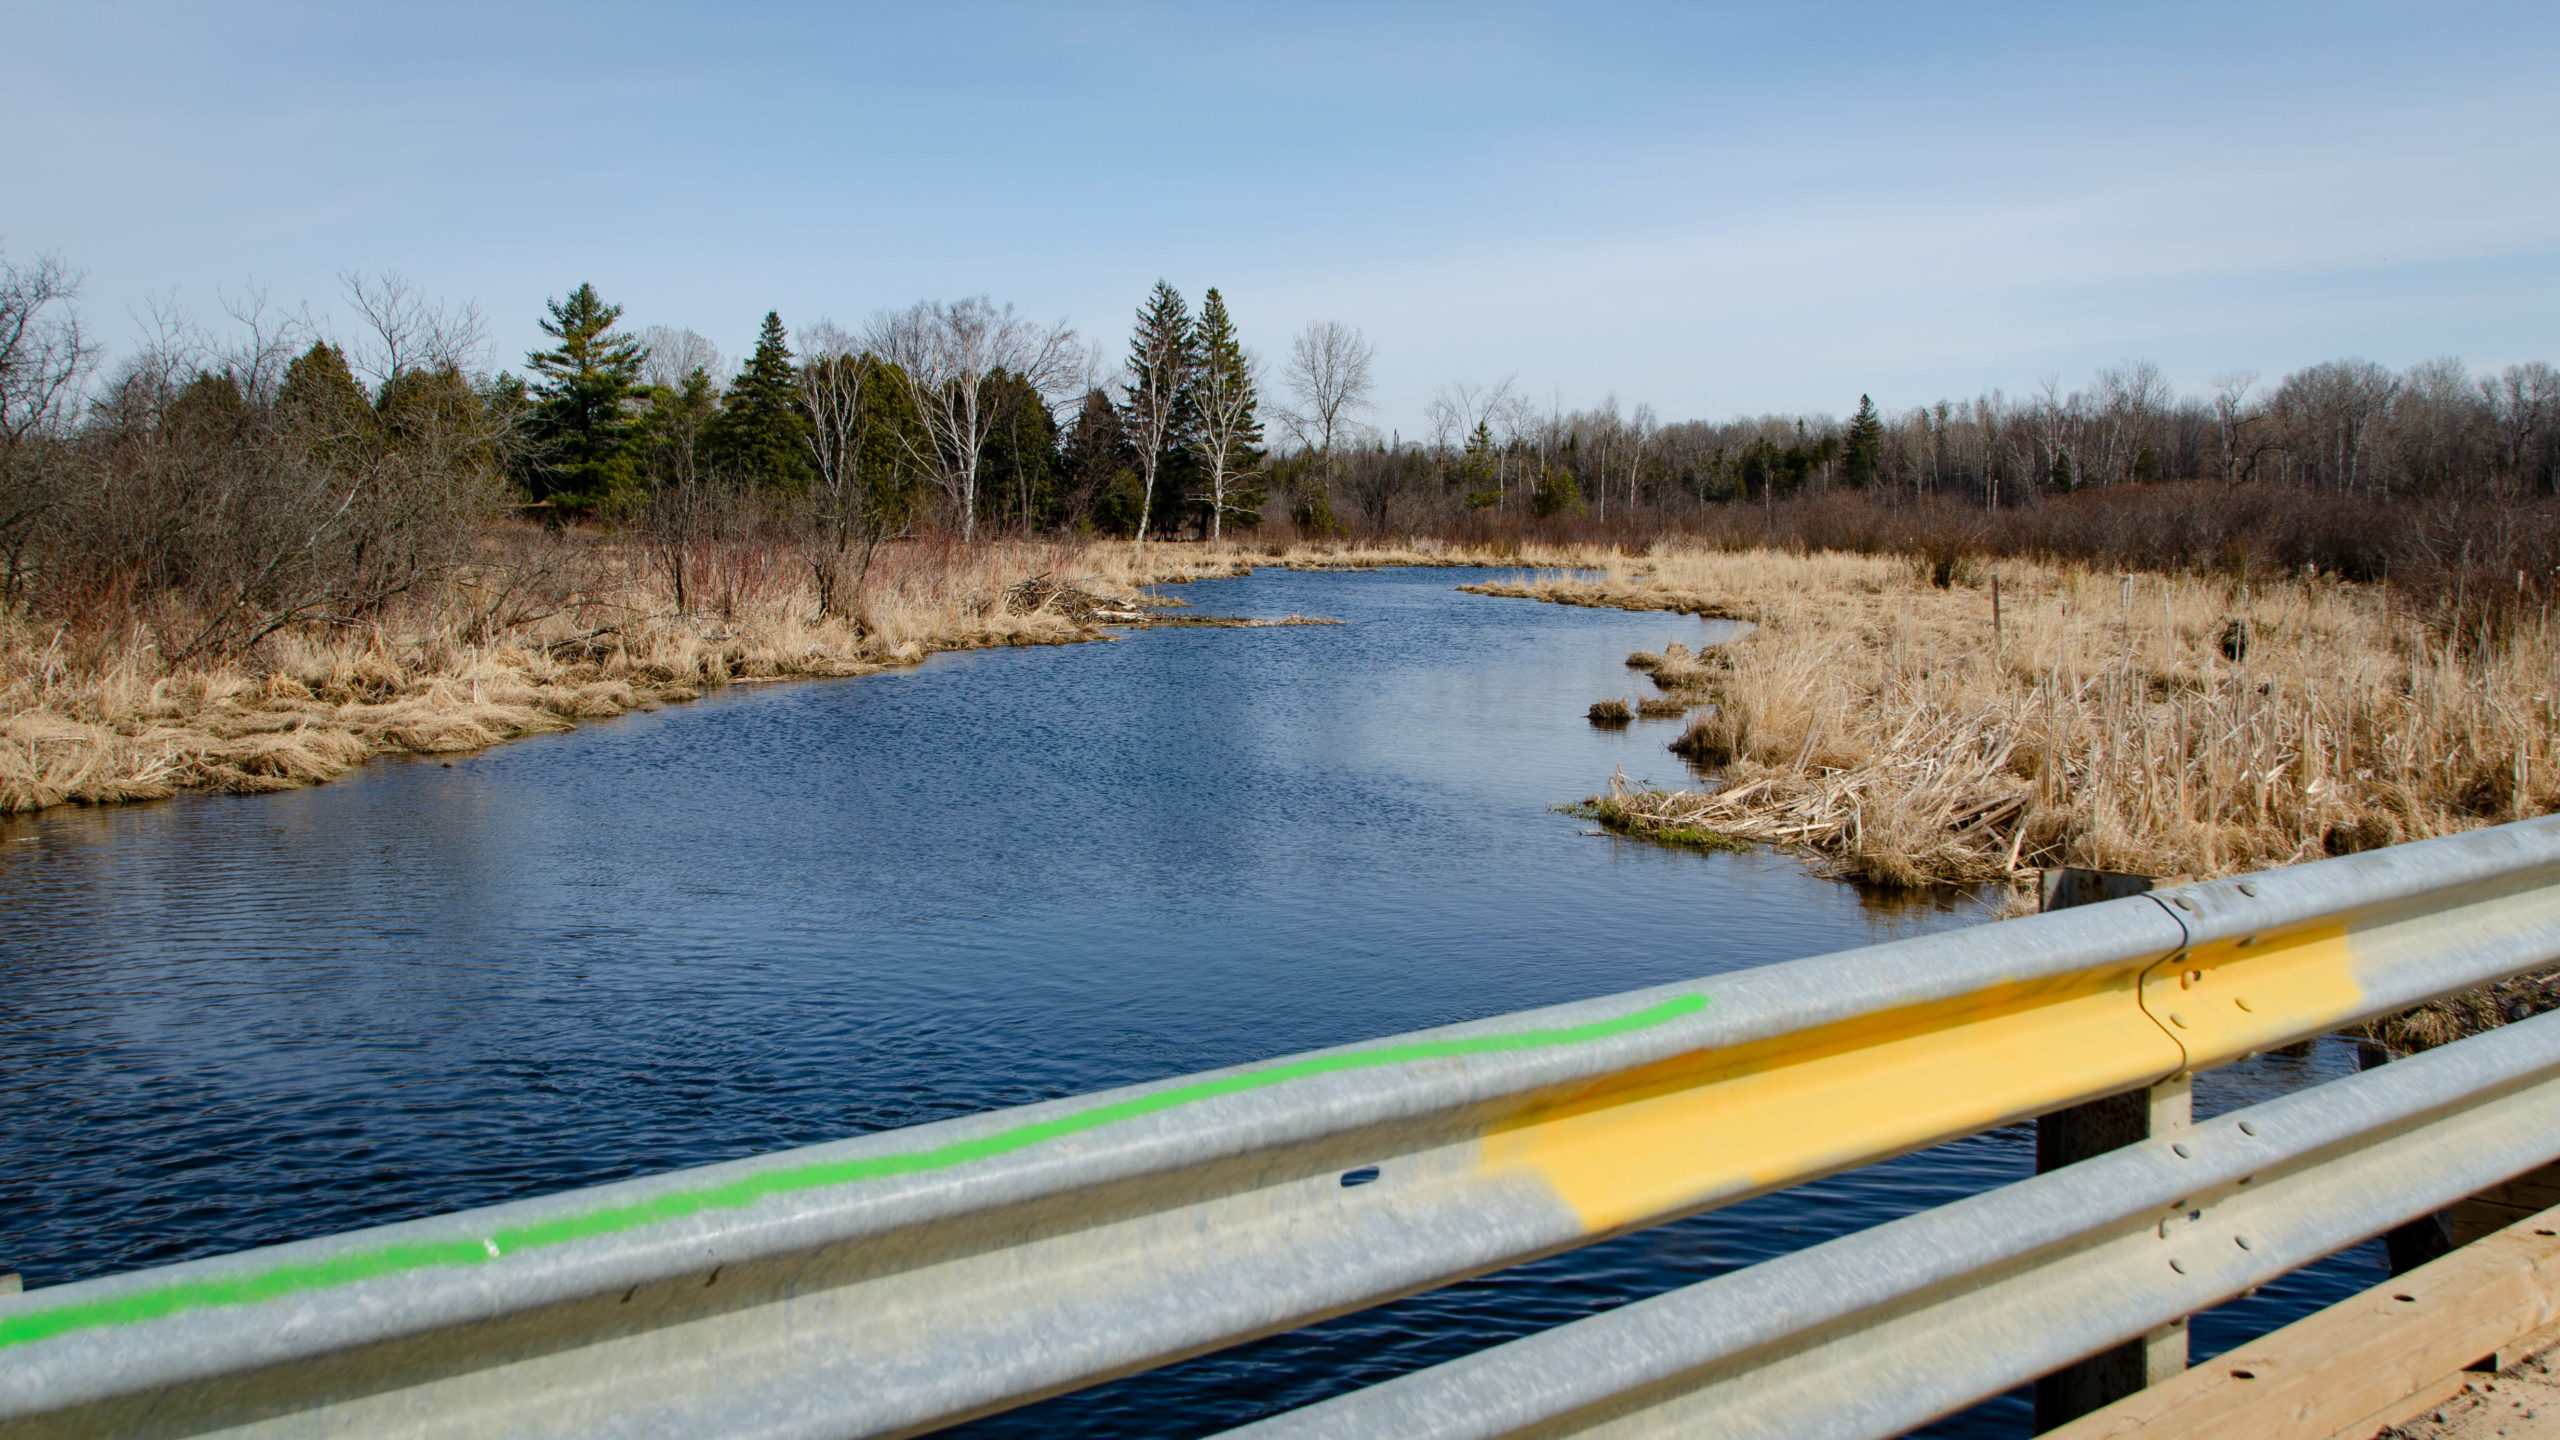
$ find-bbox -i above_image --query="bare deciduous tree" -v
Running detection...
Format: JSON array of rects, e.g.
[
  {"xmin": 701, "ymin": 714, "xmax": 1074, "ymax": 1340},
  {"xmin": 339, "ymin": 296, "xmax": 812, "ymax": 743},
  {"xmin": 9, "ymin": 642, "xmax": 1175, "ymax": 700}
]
[
  {"xmin": 343, "ymin": 272, "xmax": 489, "ymax": 388},
  {"xmin": 0, "ymin": 250, "xmax": 95, "ymax": 588},
  {"xmin": 865, "ymin": 297, "xmax": 1079, "ymax": 541},
  {"xmin": 1189, "ymin": 337, "xmax": 1263, "ymax": 543},
  {"xmin": 0, "ymin": 251, "xmax": 91, "ymax": 447},
  {"xmin": 2209, "ymin": 371, "xmax": 2260, "ymax": 482},
  {"xmin": 2274, "ymin": 359, "xmax": 2399, "ymax": 498},
  {"xmin": 796, "ymin": 318, "xmax": 902, "ymax": 615},
  {"xmin": 636, "ymin": 326, "xmax": 725, "ymax": 398},
  {"xmin": 1279, "ymin": 320, "xmax": 1376, "ymax": 459},
  {"xmin": 2485, "ymin": 362, "xmax": 2560, "ymax": 495},
  {"xmin": 1279, "ymin": 320, "xmax": 1376, "ymax": 531},
  {"xmin": 1120, "ymin": 283, "xmax": 1193, "ymax": 546}
]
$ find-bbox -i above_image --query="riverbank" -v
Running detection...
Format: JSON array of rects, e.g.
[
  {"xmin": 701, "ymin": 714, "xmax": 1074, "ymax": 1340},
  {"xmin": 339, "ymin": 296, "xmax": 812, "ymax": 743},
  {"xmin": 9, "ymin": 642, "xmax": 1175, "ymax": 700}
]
[
  {"xmin": 1471, "ymin": 547, "xmax": 2558, "ymax": 894},
  {"xmin": 0, "ymin": 538, "xmax": 1194, "ymax": 813},
  {"xmin": 2, "ymin": 536, "xmax": 1651, "ymax": 815}
]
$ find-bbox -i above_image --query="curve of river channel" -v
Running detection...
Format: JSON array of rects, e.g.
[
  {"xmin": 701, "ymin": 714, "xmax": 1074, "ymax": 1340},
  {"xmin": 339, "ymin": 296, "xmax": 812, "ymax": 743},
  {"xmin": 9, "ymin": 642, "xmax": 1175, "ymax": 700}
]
[{"xmin": 1, "ymin": 565, "xmax": 2382, "ymax": 1436}]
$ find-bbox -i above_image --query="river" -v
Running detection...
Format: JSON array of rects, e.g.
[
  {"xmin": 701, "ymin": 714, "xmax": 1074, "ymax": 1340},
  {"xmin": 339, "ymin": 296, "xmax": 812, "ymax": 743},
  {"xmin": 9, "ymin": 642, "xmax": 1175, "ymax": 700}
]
[{"xmin": 0, "ymin": 565, "xmax": 2379, "ymax": 1435}]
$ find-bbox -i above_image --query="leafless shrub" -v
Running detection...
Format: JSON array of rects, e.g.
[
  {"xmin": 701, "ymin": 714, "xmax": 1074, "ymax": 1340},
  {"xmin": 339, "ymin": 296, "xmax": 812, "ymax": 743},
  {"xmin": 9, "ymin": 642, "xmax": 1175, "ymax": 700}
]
[
  {"xmin": 0, "ymin": 249, "xmax": 97, "ymax": 590},
  {"xmin": 796, "ymin": 323, "xmax": 912, "ymax": 618},
  {"xmin": 21, "ymin": 283, "xmax": 509, "ymax": 659}
]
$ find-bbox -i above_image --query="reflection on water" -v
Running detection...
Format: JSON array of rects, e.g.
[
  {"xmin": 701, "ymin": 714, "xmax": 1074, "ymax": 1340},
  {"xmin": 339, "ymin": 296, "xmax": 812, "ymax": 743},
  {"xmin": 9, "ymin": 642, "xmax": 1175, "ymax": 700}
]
[{"xmin": 0, "ymin": 566, "xmax": 2380, "ymax": 1436}]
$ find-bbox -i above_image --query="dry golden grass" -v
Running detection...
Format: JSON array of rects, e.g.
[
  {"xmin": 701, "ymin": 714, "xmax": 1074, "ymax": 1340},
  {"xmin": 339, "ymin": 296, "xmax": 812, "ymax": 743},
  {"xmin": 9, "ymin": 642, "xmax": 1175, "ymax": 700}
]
[
  {"xmin": 1476, "ymin": 547, "xmax": 2559, "ymax": 891},
  {"xmin": 4, "ymin": 531, "xmax": 1630, "ymax": 815},
  {"xmin": 0, "ymin": 537, "xmax": 1238, "ymax": 813}
]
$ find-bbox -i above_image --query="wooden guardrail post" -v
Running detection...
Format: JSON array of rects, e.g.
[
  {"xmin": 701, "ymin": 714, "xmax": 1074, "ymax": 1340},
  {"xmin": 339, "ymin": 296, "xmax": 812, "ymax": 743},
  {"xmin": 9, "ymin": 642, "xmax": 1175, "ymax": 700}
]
[{"xmin": 2034, "ymin": 868, "xmax": 2192, "ymax": 1432}]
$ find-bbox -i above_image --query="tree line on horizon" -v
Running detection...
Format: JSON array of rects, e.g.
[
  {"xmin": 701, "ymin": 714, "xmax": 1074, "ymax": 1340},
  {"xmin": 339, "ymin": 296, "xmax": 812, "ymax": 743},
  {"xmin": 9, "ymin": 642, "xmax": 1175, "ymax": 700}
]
[
  {"xmin": 504, "ymin": 280, "xmax": 1272, "ymax": 547},
  {"xmin": 493, "ymin": 281, "xmax": 2560, "ymax": 544},
  {"xmin": 1346, "ymin": 355, "xmax": 2560, "ymax": 530},
  {"xmin": 3, "ymin": 244, "xmax": 2556, "ymax": 653}
]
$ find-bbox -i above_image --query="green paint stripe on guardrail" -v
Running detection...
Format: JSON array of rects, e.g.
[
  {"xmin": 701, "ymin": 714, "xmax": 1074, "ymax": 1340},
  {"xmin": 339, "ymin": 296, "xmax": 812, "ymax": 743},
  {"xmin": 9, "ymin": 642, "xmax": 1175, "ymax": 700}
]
[{"xmin": 0, "ymin": 993, "xmax": 1708, "ymax": 1352}]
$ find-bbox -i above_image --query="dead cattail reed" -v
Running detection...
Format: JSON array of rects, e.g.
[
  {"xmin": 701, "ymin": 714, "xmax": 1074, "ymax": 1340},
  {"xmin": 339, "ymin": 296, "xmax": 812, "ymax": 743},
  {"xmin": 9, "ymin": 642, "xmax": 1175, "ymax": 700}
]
[{"xmin": 1519, "ymin": 546, "xmax": 2557, "ymax": 891}]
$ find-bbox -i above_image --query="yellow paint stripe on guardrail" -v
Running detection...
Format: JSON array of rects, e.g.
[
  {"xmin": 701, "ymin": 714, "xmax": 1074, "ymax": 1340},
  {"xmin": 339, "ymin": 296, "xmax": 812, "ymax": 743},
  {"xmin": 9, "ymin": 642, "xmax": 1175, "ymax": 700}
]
[
  {"xmin": 1484, "ymin": 961, "xmax": 2188, "ymax": 1235},
  {"xmin": 2139, "ymin": 922, "xmax": 2360, "ymax": 1070}
]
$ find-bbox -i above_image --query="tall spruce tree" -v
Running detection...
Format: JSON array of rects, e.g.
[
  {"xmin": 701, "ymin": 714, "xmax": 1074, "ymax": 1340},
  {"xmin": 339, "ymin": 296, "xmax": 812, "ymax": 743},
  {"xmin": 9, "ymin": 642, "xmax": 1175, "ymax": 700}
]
[
  {"xmin": 704, "ymin": 311, "xmax": 811, "ymax": 490},
  {"xmin": 278, "ymin": 342, "xmax": 375, "ymax": 466},
  {"xmin": 1188, "ymin": 287, "xmax": 1264, "ymax": 538},
  {"xmin": 1843, "ymin": 394, "xmax": 1884, "ymax": 488},
  {"xmin": 1063, "ymin": 387, "xmax": 1142, "ymax": 535},
  {"xmin": 525, "ymin": 283, "xmax": 647, "ymax": 508},
  {"xmin": 978, "ymin": 368, "xmax": 1059, "ymax": 533},
  {"xmin": 1456, "ymin": 419, "xmax": 1499, "ymax": 507},
  {"xmin": 1120, "ymin": 282, "xmax": 1196, "ymax": 544},
  {"xmin": 642, "ymin": 365, "xmax": 722, "ymax": 493}
]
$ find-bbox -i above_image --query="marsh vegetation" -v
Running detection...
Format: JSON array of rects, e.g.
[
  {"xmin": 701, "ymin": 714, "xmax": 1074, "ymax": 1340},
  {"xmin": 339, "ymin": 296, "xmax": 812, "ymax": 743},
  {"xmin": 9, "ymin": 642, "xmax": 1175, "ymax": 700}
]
[
  {"xmin": 5, "ymin": 248, "xmax": 2553, "ymax": 851},
  {"xmin": 1478, "ymin": 548, "xmax": 2556, "ymax": 893}
]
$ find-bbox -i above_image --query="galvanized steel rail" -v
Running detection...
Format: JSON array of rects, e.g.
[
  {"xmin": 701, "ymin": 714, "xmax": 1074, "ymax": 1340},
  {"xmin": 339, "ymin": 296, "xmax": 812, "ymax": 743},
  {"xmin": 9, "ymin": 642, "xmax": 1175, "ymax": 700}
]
[
  {"xmin": 1219, "ymin": 996, "xmax": 2560, "ymax": 1439},
  {"xmin": 4, "ymin": 815, "xmax": 2559, "ymax": 1439}
]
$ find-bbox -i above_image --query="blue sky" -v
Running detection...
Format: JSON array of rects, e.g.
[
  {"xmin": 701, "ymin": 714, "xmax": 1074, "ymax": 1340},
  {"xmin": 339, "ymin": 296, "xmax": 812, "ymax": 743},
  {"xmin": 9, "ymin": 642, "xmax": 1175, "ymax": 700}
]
[{"xmin": 6, "ymin": 1, "xmax": 2555, "ymax": 431}]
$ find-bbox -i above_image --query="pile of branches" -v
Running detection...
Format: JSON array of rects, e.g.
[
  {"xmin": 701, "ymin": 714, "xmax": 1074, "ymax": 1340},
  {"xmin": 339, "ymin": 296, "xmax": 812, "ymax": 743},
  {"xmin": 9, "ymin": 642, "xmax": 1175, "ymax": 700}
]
[
  {"xmin": 999, "ymin": 572, "xmax": 1141, "ymax": 624},
  {"xmin": 1591, "ymin": 719, "xmax": 2037, "ymax": 889}
]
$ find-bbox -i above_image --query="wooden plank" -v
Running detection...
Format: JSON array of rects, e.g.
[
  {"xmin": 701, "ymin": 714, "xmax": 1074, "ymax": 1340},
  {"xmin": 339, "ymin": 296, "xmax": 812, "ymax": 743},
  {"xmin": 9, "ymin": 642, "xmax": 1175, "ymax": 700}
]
[
  {"xmin": 2363, "ymin": 1335, "xmax": 2560, "ymax": 1438},
  {"xmin": 2043, "ymin": 1204, "xmax": 2560, "ymax": 1440}
]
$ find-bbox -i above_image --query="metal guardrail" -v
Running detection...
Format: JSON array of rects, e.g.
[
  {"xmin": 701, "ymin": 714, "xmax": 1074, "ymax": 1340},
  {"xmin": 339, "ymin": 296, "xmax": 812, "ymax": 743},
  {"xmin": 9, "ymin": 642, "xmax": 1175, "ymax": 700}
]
[
  {"xmin": 4, "ymin": 815, "xmax": 2558, "ymax": 1439},
  {"xmin": 1223, "ymin": 998, "xmax": 2560, "ymax": 1439}
]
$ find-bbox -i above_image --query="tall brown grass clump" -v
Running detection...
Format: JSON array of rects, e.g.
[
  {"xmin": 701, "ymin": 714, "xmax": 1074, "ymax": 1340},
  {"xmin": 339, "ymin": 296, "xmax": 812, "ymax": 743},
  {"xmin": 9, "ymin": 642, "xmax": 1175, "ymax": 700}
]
[{"xmin": 1478, "ymin": 547, "xmax": 2558, "ymax": 889}]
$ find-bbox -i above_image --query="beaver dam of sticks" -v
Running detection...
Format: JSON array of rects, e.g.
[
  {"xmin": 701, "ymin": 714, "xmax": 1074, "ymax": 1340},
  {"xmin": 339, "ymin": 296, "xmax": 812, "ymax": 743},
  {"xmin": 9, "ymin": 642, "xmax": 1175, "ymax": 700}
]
[{"xmin": 1470, "ymin": 547, "xmax": 2557, "ymax": 895}]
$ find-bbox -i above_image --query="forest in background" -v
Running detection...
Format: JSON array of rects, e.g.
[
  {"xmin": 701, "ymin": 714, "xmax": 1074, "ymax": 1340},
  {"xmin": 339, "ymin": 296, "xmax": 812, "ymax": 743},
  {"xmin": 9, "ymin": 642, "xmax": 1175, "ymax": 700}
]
[{"xmin": 3, "ymin": 247, "xmax": 2557, "ymax": 662}]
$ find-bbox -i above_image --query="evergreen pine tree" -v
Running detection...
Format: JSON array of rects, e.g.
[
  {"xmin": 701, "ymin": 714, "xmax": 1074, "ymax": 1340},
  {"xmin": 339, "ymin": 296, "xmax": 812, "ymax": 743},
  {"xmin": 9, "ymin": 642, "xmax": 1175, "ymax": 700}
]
[
  {"xmin": 979, "ymin": 368, "xmax": 1061, "ymax": 533},
  {"xmin": 642, "ymin": 365, "xmax": 722, "ymax": 491},
  {"xmin": 1120, "ymin": 282, "xmax": 1197, "ymax": 543},
  {"xmin": 855, "ymin": 356, "xmax": 930, "ymax": 530},
  {"xmin": 377, "ymin": 364, "xmax": 484, "ymax": 456},
  {"xmin": 1843, "ymin": 395, "xmax": 1884, "ymax": 487},
  {"xmin": 1188, "ymin": 287, "xmax": 1264, "ymax": 537},
  {"xmin": 703, "ymin": 311, "xmax": 812, "ymax": 491},
  {"xmin": 525, "ymin": 283, "xmax": 647, "ymax": 508},
  {"xmin": 1063, "ymin": 387, "xmax": 1142, "ymax": 535},
  {"xmin": 278, "ymin": 342, "xmax": 375, "ymax": 465},
  {"xmin": 1456, "ymin": 419, "xmax": 1500, "ymax": 507}
]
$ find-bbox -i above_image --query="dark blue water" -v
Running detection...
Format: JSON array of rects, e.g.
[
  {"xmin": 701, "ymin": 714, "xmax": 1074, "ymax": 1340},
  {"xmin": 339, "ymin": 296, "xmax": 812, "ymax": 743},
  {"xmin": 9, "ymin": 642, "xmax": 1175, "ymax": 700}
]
[{"xmin": 0, "ymin": 566, "xmax": 2379, "ymax": 1435}]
